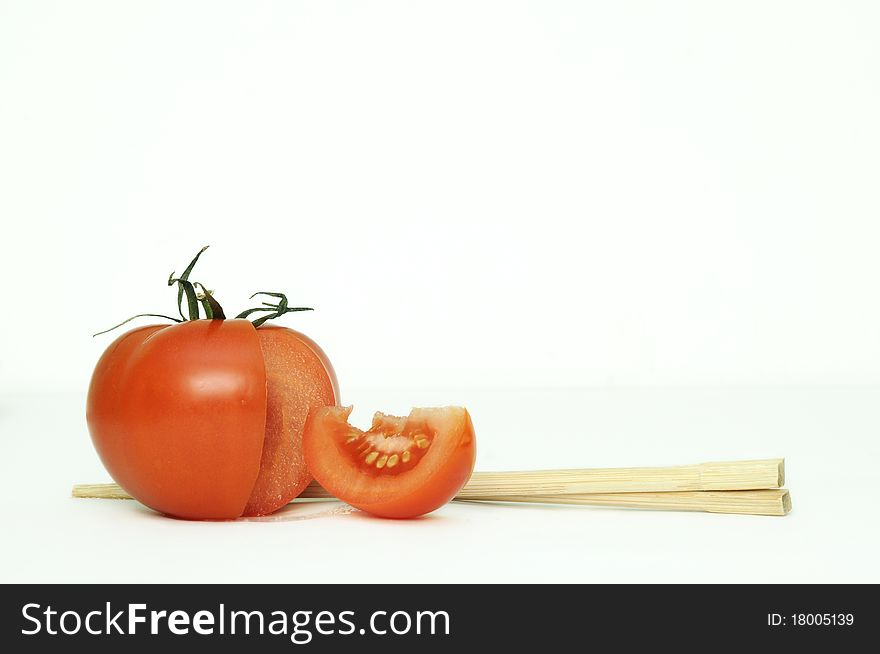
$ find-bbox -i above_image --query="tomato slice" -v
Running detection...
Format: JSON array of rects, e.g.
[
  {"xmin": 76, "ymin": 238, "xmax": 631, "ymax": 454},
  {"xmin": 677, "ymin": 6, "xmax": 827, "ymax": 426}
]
[
  {"xmin": 241, "ymin": 325, "xmax": 338, "ymax": 517},
  {"xmin": 303, "ymin": 406, "xmax": 476, "ymax": 518}
]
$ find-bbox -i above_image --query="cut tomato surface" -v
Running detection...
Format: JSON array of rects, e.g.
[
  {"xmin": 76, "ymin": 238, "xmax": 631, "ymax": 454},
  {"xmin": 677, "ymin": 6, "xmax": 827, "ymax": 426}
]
[
  {"xmin": 303, "ymin": 405, "xmax": 476, "ymax": 518},
  {"xmin": 242, "ymin": 325, "xmax": 338, "ymax": 516}
]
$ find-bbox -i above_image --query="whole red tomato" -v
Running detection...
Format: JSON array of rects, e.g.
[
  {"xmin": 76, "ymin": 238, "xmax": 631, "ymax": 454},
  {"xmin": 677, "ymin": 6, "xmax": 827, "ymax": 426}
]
[{"xmin": 86, "ymin": 249, "xmax": 337, "ymax": 520}]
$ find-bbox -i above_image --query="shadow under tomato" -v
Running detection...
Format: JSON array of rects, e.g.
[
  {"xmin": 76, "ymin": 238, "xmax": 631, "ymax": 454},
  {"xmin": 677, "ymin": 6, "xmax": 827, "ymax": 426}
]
[
  {"xmin": 247, "ymin": 501, "xmax": 444, "ymax": 523},
  {"xmin": 341, "ymin": 509, "xmax": 443, "ymax": 523},
  {"xmin": 126, "ymin": 498, "xmax": 445, "ymax": 523},
  {"xmin": 240, "ymin": 500, "xmax": 358, "ymax": 523}
]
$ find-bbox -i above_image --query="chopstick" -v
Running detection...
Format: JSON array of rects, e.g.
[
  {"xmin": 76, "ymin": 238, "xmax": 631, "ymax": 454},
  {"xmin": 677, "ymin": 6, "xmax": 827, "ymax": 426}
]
[
  {"xmin": 459, "ymin": 489, "xmax": 792, "ymax": 516},
  {"xmin": 72, "ymin": 458, "xmax": 790, "ymax": 516},
  {"xmin": 451, "ymin": 459, "xmax": 784, "ymax": 497}
]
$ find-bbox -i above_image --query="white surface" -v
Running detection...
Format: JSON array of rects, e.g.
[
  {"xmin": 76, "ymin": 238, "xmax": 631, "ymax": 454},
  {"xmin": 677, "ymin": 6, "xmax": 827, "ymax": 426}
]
[
  {"xmin": 1, "ymin": 387, "xmax": 877, "ymax": 583},
  {"xmin": 1, "ymin": 2, "xmax": 879, "ymax": 583},
  {"xmin": 2, "ymin": 1, "xmax": 880, "ymax": 393}
]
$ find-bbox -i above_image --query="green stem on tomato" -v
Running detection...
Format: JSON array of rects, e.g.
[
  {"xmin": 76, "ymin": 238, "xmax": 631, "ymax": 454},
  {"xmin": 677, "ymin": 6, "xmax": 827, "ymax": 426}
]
[
  {"xmin": 93, "ymin": 248, "xmax": 313, "ymax": 336},
  {"xmin": 171, "ymin": 245, "xmax": 210, "ymax": 320},
  {"xmin": 167, "ymin": 274, "xmax": 201, "ymax": 320},
  {"xmin": 93, "ymin": 313, "xmax": 182, "ymax": 337},
  {"xmin": 234, "ymin": 292, "xmax": 313, "ymax": 328},
  {"xmin": 194, "ymin": 283, "xmax": 226, "ymax": 320}
]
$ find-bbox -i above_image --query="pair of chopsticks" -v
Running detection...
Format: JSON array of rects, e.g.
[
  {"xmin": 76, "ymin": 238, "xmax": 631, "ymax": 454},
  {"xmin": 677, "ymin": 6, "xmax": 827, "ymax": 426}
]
[{"xmin": 72, "ymin": 458, "xmax": 791, "ymax": 516}]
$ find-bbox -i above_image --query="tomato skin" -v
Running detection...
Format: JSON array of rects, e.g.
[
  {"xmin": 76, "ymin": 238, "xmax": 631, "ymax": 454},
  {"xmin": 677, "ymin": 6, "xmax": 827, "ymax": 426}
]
[
  {"xmin": 303, "ymin": 406, "xmax": 476, "ymax": 518},
  {"xmin": 86, "ymin": 320, "xmax": 268, "ymax": 520}
]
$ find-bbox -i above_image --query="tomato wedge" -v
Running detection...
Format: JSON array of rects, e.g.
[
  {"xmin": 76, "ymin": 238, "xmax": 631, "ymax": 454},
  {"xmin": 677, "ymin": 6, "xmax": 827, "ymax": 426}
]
[{"xmin": 303, "ymin": 406, "xmax": 476, "ymax": 518}]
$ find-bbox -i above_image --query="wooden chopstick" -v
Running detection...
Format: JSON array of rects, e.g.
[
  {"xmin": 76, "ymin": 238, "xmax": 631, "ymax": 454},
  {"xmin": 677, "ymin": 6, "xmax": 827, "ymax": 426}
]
[
  {"xmin": 71, "ymin": 482, "xmax": 791, "ymax": 516},
  {"xmin": 459, "ymin": 489, "xmax": 792, "ymax": 516},
  {"xmin": 452, "ymin": 459, "xmax": 784, "ymax": 497},
  {"xmin": 71, "ymin": 458, "xmax": 790, "ymax": 516},
  {"xmin": 73, "ymin": 459, "xmax": 784, "ymax": 502}
]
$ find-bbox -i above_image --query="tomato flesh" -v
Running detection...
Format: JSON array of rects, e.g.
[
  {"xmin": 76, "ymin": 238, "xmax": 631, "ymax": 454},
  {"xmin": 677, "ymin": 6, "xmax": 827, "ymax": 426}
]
[
  {"xmin": 303, "ymin": 406, "xmax": 476, "ymax": 518},
  {"xmin": 242, "ymin": 326, "xmax": 338, "ymax": 516}
]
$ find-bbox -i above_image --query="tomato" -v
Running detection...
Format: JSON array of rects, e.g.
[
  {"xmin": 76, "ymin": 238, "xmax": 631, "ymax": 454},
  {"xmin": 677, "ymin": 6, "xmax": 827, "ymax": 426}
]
[
  {"xmin": 86, "ymin": 249, "xmax": 339, "ymax": 520},
  {"xmin": 303, "ymin": 405, "xmax": 476, "ymax": 518},
  {"xmin": 87, "ymin": 319, "xmax": 337, "ymax": 520}
]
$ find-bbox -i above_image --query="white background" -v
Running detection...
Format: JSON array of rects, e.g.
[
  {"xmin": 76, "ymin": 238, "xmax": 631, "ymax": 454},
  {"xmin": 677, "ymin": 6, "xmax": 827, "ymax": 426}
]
[{"xmin": 1, "ymin": 1, "xmax": 879, "ymax": 583}]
